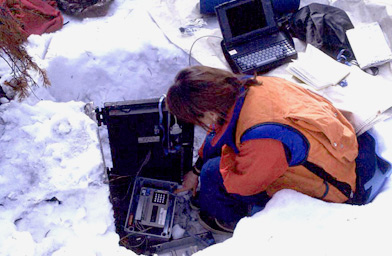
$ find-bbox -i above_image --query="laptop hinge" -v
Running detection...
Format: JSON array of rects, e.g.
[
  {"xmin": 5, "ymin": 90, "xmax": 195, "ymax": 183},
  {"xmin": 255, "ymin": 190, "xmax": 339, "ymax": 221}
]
[{"xmin": 225, "ymin": 27, "xmax": 280, "ymax": 49}]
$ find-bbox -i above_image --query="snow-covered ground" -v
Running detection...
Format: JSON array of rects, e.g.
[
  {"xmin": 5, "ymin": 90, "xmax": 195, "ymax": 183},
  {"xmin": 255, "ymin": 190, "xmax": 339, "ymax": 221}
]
[{"xmin": 1, "ymin": 0, "xmax": 392, "ymax": 255}]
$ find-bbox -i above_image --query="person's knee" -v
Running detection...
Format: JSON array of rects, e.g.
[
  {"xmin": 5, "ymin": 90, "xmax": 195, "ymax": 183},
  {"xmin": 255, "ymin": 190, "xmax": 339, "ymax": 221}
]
[{"xmin": 200, "ymin": 157, "xmax": 221, "ymax": 183}]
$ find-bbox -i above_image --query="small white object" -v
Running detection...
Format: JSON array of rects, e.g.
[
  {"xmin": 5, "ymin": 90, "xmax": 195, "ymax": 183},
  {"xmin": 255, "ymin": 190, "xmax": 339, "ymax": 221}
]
[
  {"xmin": 172, "ymin": 224, "xmax": 186, "ymax": 239},
  {"xmin": 170, "ymin": 123, "xmax": 182, "ymax": 135},
  {"xmin": 0, "ymin": 97, "xmax": 9, "ymax": 104}
]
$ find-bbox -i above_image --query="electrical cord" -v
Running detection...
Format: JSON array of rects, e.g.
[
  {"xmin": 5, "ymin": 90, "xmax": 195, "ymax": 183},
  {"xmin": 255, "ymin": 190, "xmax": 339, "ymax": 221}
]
[
  {"xmin": 120, "ymin": 233, "xmax": 147, "ymax": 248},
  {"xmin": 120, "ymin": 150, "xmax": 151, "ymax": 201},
  {"xmin": 188, "ymin": 35, "xmax": 223, "ymax": 66},
  {"xmin": 158, "ymin": 95, "xmax": 166, "ymax": 145}
]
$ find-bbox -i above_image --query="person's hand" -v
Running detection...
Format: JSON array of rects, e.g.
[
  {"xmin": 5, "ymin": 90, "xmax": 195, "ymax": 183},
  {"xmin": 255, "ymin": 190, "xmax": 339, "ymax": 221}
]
[{"xmin": 175, "ymin": 171, "xmax": 199, "ymax": 196}]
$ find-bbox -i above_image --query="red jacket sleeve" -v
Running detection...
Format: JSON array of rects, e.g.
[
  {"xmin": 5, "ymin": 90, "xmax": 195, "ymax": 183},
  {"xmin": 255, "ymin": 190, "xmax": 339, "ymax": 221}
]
[{"xmin": 220, "ymin": 138, "xmax": 288, "ymax": 196}]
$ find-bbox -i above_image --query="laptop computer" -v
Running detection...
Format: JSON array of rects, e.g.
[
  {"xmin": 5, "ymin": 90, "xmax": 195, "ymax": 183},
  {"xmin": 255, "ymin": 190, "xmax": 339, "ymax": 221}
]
[{"xmin": 215, "ymin": 0, "xmax": 297, "ymax": 74}]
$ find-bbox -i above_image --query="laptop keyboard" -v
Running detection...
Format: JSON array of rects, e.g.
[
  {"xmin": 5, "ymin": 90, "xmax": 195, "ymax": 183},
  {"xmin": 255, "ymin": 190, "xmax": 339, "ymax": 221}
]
[{"xmin": 235, "ymin": 40, "xmax": 296, "ymax": 71}]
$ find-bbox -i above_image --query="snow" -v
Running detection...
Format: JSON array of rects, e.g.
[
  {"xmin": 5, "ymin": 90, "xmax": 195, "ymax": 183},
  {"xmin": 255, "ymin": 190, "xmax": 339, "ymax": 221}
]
[{"xmin": 1, "ymin": 0, "xmax": 392, "ymax": 255}]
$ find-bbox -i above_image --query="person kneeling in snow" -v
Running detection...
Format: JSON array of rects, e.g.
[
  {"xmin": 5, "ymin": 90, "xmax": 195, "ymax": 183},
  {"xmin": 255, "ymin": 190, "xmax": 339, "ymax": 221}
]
[{"xmin": 166, "ymin": 66, "xmax": 391, "ymax": 234}]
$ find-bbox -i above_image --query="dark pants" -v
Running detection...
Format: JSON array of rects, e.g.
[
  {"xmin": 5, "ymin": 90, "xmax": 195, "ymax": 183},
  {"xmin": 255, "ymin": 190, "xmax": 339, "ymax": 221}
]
[
  {"xmin": 198, "ymin": 132, "xmax": 392, "ymax": 223},
  {"xmin": 348, "ymin": 132, "xmax": 392, "ymax": 204},
  {"xmin": 198, "ymin": 157, "xmax": 270, "ymax": 223}
]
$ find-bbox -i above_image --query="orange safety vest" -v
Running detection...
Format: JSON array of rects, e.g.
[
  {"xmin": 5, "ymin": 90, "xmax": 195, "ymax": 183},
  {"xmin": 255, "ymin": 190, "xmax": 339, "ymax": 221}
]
[{"xmin": 212, "ymin": 76, "xmax": 358, "ymax": 202}]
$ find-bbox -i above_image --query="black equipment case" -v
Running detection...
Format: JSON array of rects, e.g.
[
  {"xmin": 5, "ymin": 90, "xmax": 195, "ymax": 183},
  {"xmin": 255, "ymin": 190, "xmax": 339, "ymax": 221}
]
[{"xmin": 95, "ymin": 96, "xmax": 194, "ymax": 254}]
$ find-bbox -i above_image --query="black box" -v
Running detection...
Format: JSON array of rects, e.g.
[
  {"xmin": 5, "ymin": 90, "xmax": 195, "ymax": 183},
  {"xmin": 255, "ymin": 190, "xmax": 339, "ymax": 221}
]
[{"xmin": 95, "ymin": 96, "xmax": 194, "ymax": 253}]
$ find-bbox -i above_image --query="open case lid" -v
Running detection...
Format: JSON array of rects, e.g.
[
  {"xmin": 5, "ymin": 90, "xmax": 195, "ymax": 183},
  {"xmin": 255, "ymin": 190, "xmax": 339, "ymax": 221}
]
[{"xmin": 96, "ymin": 97, "xmax": 194, "ymax": 184}]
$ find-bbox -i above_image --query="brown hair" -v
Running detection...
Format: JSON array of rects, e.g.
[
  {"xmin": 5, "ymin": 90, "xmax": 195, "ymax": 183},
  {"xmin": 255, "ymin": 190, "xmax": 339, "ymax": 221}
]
[{"xmin": 166, "ymin": 66, "xmax": 260, "ymax": 129}]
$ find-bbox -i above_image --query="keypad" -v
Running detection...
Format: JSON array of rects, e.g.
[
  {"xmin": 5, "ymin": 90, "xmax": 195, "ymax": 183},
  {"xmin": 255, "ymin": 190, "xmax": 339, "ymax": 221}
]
[{"xmin": 152, "ymin": 191, "xmax": 167, "ymax": 205}]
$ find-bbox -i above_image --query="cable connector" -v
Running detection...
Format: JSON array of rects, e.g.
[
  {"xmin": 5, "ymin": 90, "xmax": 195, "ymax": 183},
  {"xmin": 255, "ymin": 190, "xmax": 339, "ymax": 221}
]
[{"xmin": 170, "ymin": 123, "xmax": 182, "ymax": 135}]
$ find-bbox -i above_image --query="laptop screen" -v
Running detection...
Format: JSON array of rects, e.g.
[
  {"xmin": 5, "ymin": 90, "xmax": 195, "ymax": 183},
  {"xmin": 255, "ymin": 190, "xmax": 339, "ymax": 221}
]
[
  {"xmin": 216, "ymin": 0, "xmax": 277, "ymax": 45},
  {"xmin": 226, "ymin": 0, "xmax": 267, "ymax": 37}
]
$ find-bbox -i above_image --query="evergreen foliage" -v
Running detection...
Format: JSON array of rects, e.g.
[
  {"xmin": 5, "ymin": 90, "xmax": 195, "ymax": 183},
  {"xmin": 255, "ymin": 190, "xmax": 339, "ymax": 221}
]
[{"xmin": 0, "ymin": 5, "xmax": 50, "ymax": 100}]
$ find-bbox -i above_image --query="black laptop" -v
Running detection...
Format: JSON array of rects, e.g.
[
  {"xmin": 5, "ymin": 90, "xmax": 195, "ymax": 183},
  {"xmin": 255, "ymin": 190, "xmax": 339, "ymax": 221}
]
[{"xmin": 215, "ymin": 0, "xmax": 297, "ymax": 74}]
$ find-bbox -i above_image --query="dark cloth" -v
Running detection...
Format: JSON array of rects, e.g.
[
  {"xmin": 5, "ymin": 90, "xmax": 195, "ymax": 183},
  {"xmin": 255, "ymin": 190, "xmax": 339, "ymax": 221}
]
[
  {"xmin": 289, "ymin": 3, "xmax": 355, "ymax": 60},
  {"xmin": 0, "ymin": 0, "xmax": 63, "ymax": 37},
  {"xmin": 348, "ymin": 132, "xmax": 391, "ymax": 205}
]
